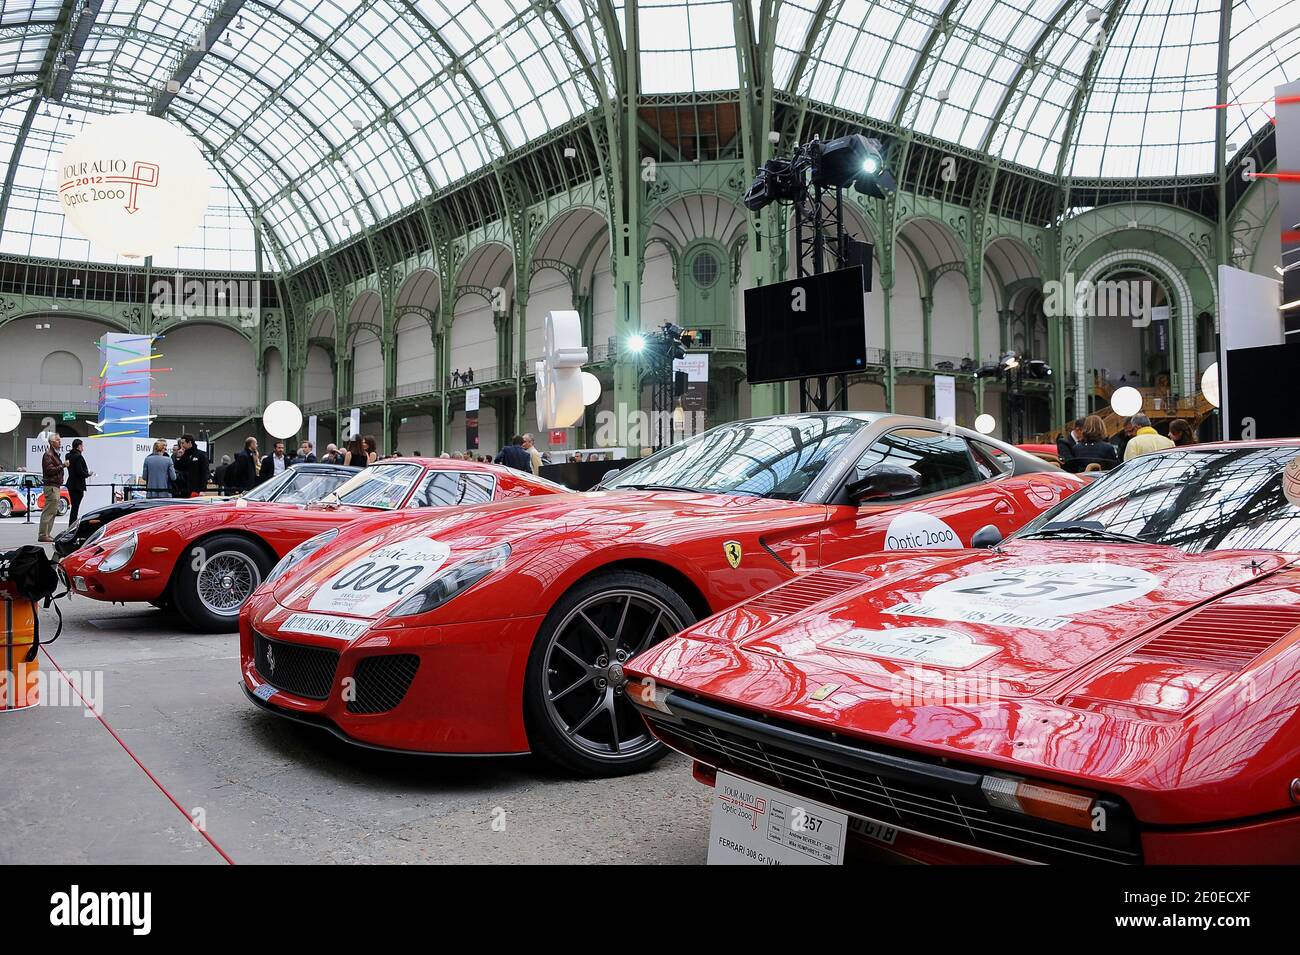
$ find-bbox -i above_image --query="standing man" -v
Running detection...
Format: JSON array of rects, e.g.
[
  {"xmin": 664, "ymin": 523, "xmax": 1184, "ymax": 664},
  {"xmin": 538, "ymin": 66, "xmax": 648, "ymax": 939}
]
[
  {"xmin": 1056, "ymin": 418, "xmax": 1083, "ymax": 466},
  {"xmin": 178, "ymin": 434, "xmax": 210, "ymax": 497},
  {"xmin": 521, "ymin": 433, "xmax": 543, "ymax": 475},
  {"xmin": 65, "ymin": 438, "xmax": 90, "ymax": 523},
  {"xmin": 493, "ymin": 435, "xmax": 532, "ymax": 473},
  {"xmin": 38, "ymin": 433, "xmax": 65, "ymax": 543},
  {"xmin": 260, "ymin": 440, "xmax": 288, "ymax": 482},
  {"xmin": 298, "ymin": 440, "xmax": 317, "ymax": 463},
  {"xmin": 231, "ymin": 437, "xmax": 259, "ymax": 492},
  {"xmin": 1113, "ymin": 417, "xmax": 1138, "ymax": 460},
  {"xmin": 213, "ymin": 454, "xmax": 232, "ymax": 493},
  {"xmin": 321, "ymin": 443, "xmax": 340, "ymax": 464}
]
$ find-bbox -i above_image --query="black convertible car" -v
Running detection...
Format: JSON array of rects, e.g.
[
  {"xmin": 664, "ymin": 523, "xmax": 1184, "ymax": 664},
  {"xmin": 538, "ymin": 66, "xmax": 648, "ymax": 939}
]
[{"xmin": 53, "ymin": 462, "xmax": 358, "ymax": 558}]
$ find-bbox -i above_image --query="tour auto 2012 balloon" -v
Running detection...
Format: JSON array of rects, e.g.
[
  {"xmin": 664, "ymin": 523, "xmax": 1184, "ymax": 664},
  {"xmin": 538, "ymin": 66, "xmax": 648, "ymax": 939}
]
[{"xmin": 57, "ymin": 113, "xmax": 211, "ymax": 259}]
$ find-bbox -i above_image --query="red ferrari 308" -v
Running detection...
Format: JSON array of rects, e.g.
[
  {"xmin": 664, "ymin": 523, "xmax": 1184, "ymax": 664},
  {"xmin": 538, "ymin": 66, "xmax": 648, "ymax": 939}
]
[
  {"xmin": 61, "ymin": 459, "xmax": 563, "ymax": 632},
  {"xmin": 239, "ymin": 412, "xmax": 1082, "ymax": 776},
  {"xmin": 627, "ymin": 440, "xmax": 1300, "ymax": 864}
]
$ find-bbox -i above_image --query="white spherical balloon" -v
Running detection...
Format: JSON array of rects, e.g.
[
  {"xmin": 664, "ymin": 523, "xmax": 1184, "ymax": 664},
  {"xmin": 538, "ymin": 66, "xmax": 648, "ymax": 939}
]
[
  {"xmin": 57, "ymin": 113, "xmax": 210, "ymax": 259},
  {"xmin": 580, "ymin": 371, "xmax": 602, "ymax": 406},
  {"xmin": 1200, "ymin": 363, "xmax": 1220, "ymax": 409},
  {"xmin": 1111, "ymin": 386, "xmax": 1143, "ymax": 417},
  {"xmin": 974, "ymin": 413, "xmax": 996, "ymax": 435},
  {"xmin": 0, "ymin": 398, "xmax": 20, "ymax": 434},
  {"xmin": 262, "ymin": 401, "xmax": 303, "ymax": 439}
]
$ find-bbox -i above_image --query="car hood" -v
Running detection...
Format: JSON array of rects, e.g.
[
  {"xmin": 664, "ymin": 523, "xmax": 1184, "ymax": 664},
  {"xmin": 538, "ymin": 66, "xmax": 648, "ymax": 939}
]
[
  {"xmin": 630, "ymin": 541, "xmax": 1300, "ymax": 821},
  {"xmin": 268, "ymin": 489, "xmax": 820, "ymax": 617}
]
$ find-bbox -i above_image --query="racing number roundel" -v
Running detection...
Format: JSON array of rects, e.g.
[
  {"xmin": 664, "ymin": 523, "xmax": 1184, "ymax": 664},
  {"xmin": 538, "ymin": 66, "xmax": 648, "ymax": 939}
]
[
  {"xmin": 887, "ymin": 562, "xmax": 1159, "ymax": 631},
  {"xmin": 308, "ymin": 537, "xmax": 451, "ymax": 617}
]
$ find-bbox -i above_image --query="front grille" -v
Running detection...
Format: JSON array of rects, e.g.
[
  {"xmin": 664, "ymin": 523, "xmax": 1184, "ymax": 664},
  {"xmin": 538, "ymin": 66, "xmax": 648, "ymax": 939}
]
[
  {"xmin": 254, "ymin": 632, "xmax": 339, "ymax": 700},
  {"xmin": 645, "ymin": 694, "xmax": 1140, "ymax": 865},
  {"xmin": 347, "ymin": 654, "xmax": 420, "ymax": 714}
]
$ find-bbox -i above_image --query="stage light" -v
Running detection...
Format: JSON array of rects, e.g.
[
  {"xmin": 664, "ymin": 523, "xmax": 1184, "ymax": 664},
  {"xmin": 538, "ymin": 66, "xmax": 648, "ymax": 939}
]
[
  {"xmin": 862, "ymin": 155, "xmax": 880, "ymax": 175},
  {"xmin": 974, "ymin": 414, "xmax": 996, "ymax": 435},
  {"xmin": 627, "ymin": 333, "xmax": 646, "ymax": 354},
  {"xmin": 1111, "ymin": 386, "xmax": 1143, "ymax": 418},
  {"xmin": 1201, "ymin": 363, "xmax": 1220, "ymax": 408}
]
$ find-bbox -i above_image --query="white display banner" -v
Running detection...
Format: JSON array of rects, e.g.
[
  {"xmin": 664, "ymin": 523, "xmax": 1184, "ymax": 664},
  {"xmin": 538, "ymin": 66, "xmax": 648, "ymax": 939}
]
[
  {"xmin": 26, "ymin": 435, "xmax": 154, "ymax": 514},
  {"xmin": 465, "ymin": 387, "xmax": 481, "ymax": 412},
  {"xmin": 933, "ymin": 375, "xmax": 956, "ymax": 427},
  {"xmin": 307, "ymin": 415, "xmax": 318, "ymax": 454},
  {"xmin": 348, "ymin": 408, "xmax": 361, "ymax": 442},
  {"xmin": 672, "ymin": 353, "xmax": 709, "ymax": 382}
]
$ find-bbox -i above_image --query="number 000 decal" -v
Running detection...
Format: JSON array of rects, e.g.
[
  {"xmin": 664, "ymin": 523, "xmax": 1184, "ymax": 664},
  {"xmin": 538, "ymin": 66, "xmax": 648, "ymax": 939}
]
[
  {"xmin": 886, "ymin": 562, "xmax": 1159, "ymax": 631},
  {"xmin": 308, "ymin": 537, "xmax": 451, "ymax": 617}
]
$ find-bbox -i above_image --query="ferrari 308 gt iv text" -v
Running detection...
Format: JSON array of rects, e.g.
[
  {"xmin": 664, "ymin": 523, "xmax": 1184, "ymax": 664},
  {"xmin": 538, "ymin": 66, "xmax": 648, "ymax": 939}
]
[{"xmin": 239, "ymin": 412, "xmax": 1083, "ymax": 776}]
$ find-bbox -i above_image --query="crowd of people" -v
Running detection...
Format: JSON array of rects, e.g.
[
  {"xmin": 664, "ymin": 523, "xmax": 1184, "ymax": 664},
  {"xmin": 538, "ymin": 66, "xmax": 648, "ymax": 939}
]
[{"xmin": 1054, "ymin": 413, "xmax": 1192, "ymax": 474}]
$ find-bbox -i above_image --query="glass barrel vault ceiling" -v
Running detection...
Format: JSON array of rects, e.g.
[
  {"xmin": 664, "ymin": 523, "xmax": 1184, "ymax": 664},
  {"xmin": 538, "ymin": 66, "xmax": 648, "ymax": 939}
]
[{"xmin": 0, "ymin": 0, "xmax": 1297, "ymax": 271}]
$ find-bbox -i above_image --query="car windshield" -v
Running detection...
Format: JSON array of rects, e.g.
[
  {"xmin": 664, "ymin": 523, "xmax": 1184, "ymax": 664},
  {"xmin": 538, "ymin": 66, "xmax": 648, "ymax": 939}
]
[
  {"xmin": 602, "ymin": 414, "xmax": 869, "ymax": 500},
  {"xmin": 0, "ymin": 474, "xmax": 21, "ymax": 486},
  {"xmin": 329, "ymin": 463, "xmax": 423, "ymax": 509},
  {"xmin": 243, "ymin": 468, "xmax": 353, "ymax": 504},
  {"xmin": 1015, "ymin": 445, "xmax": 1300, "ymax": 554}
]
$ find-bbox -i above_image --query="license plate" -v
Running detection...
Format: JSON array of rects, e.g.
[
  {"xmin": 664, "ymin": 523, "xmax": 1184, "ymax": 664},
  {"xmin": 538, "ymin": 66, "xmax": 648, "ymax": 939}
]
[
  {"xmin": 253, "ymin": 683, "xmax": 277, "ymax": 702},
  {"xmin": 849, "ymin": 816, "xmax": 898, "ymax": 845},
  {"xmin": 707, "ymin": 771, "xmax": 848, "ymax": 865},
  {"xmin": 280, "ymin": 612, "xmax": 368, "ymax": 640}
]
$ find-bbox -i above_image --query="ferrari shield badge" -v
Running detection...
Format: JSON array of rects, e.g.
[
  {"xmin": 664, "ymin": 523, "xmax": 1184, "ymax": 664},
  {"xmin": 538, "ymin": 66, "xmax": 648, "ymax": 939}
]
[{"xmin": 723, "ymin": 540, "xmax": 743, "ymax": 568}]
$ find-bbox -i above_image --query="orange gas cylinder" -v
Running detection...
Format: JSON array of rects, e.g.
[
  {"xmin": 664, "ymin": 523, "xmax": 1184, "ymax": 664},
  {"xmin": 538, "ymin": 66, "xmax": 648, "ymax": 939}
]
[{"xmin": 1, "ymin": 596, "xmax": 39, "ymax": 711}]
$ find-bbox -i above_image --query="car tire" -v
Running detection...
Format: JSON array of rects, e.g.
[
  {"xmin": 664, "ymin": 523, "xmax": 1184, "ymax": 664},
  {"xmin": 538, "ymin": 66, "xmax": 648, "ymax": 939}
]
[
  {"xmin": 58, "ymin": 497, "xmax": 69, "ymax": 516},
  {"xmin": 172, "ymin": 534, "xmax": 272, "ymax": 633},
  {"xmin": 0, "ymin": 498, "xmax": 10, "ymax": 518},
  {"xmin": 523, "ymin": 569, "xmax": 696, "ymax": 778}
]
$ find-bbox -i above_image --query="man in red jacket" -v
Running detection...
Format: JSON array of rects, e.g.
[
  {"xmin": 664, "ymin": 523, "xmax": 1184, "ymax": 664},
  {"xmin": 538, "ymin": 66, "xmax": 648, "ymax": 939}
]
[{"xmin": 39, "ymin": 433, "xmax": 65, "ymax": 543}]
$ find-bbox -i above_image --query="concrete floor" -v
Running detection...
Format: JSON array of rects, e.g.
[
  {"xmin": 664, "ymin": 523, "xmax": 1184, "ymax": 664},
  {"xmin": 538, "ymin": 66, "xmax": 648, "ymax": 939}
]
[{"xmin": 0, "ymin": 518, "xmax": 710, "ymax": 864}]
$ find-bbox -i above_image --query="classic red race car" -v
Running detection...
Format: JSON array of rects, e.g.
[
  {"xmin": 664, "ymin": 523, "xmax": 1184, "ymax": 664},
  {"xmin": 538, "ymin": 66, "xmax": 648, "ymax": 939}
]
[
  {"xmin": 62, "ymin": 458, "xmax": 563, "ymax": 632},
  {"xmin": 0, "ymin": 472, "xmax": 71, "ymax": 518},
  {"xmin": 627, "ymin": 439, "xmax": 1300, "ymax": 864},
  {"xmin": 239, "ymin": 412, "xmax": 1083, "ymax": 776}
]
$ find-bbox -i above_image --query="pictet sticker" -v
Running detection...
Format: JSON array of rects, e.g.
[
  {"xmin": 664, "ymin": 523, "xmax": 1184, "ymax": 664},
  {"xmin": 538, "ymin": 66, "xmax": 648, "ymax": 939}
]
[
  {"xmin": 1283, "ymin": 456, "xmax": 1300, "ymax": 508},
  {"xmin": 308, "ymin": 536, "xmax": 451, "ymax": 617},
  {"xmin": 822, "ymin": 626, "xmax": 997, "ymax": 669},
  {"xmin": 884, "ymin": 512, "xmax": 962, "ymax": 550},
  {"xmin": 886, "ymin": 562, "xmax": 1159, "ymax": 631}
]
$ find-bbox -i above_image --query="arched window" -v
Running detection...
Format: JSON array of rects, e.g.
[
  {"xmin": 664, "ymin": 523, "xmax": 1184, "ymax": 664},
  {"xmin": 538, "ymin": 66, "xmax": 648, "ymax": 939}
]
[{"xmin": 40, "ymin": 350, "xmax": 83, "ymax": 386}]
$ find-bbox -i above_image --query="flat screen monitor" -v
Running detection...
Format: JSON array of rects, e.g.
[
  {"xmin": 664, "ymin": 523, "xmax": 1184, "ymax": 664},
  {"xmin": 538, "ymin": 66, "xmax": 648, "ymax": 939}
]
[{"xmin": 743, "ymin": 266, "xmax": 867, "ymax": 384}]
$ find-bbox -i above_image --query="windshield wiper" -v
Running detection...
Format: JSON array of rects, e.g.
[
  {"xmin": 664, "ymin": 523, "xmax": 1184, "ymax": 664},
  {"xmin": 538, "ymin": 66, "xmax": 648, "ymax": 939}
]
[{"xmin": 1020, "ymin": 520, "xmax": 1149, "ymax": 544}]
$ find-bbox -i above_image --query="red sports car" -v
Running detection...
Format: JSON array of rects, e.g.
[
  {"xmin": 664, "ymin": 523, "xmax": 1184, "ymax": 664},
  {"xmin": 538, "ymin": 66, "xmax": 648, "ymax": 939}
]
[
  {"xmin": 627, "ymin": 439, "xmax": 1300, "ymax": 864},
  {"xmin": 0, "ymin": 472, "xmax": 71, "ymax": 518},
  {"xmin": 239, "ymin": 413, "xmax": 1082, "ymax": 776},
  {"xmin": 63, "ymin": 458, "xmax": 563, "ymax": 632}
]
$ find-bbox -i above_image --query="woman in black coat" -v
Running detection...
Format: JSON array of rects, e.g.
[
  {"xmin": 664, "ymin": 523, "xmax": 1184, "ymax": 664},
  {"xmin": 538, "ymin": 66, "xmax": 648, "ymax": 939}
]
[{"xmin": 1065, "ymin": 415, "xmax": 1120, "ymax": 473}]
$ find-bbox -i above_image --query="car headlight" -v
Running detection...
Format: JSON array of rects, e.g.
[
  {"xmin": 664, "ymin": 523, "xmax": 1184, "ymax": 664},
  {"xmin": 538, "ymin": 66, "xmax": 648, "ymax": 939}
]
[
  {"xmin": 388, "ymin": 544, "xmax": 511, "ymax": 618},
  {"xmin": 84, "ymin": 523, "xmax": 106, "ymax": 547},
  {"xmin": 266, "ymin": 527, "xmax": 340, "ymax": 586},
  {"xmin": 99, "ymin": 532, "xmax": 138, "ymax": 573}
]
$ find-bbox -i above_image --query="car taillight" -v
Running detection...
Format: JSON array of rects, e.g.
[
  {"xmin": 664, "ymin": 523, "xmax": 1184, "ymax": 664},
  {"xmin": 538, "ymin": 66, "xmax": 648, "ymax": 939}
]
[{"xmin": 981, "ymin": 774, "xmax": 1100, "ymax": 830}]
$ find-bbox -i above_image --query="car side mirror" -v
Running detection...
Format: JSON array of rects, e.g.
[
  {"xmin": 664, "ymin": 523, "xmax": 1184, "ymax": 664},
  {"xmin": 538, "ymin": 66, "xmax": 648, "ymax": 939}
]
[
  {"xmin": 846, "ymin": 463, "xmax": 921, "ymax": 503},
  {"xmin": 971, "ymin": 524, "xmax": 1003, "ymax": 549},
  {"xmin": 599, "ymin": 468, "xmax": 621, "ymax": 485}
]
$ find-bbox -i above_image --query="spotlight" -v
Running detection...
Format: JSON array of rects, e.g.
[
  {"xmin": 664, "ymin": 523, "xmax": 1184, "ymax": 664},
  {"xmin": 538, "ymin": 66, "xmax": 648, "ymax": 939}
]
[{"xmin": 627, "ymin": 333, "xmax": 646, "ymax": 354}]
